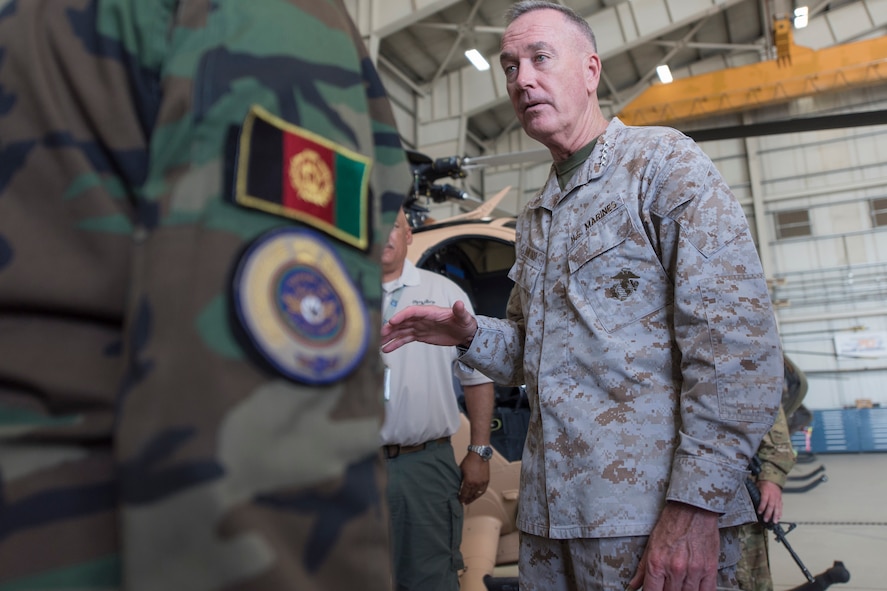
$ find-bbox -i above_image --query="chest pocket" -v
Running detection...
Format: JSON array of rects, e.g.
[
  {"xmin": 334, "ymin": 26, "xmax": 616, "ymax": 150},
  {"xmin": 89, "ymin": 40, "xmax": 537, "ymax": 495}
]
[
  {"xmin": 508, "ymin": 243, "xmax": 543, "ymax": 307},
  {"xmin": 567, "ymin": 205, "xmax": 672, "ymax": 333}
]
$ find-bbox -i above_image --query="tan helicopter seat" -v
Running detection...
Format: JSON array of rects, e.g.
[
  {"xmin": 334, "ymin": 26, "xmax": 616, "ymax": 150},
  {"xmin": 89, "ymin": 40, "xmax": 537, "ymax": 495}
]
[{"xmin": 452, "ymin": 412, "xmax": 521, "ymax": 591}]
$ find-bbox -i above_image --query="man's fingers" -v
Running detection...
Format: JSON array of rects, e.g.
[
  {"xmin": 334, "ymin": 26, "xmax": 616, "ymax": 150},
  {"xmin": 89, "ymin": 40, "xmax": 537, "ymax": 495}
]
[
  {"xmin": 459, "ymin": 486, "xmax": 487, "ymax": 504},
  {"xmin": 627, "ymin": 556, "xmax": 647, "ymax": 591},
  {"xmin": 381, "ymin": 336, "xmax": 412, "ymax": 353}
]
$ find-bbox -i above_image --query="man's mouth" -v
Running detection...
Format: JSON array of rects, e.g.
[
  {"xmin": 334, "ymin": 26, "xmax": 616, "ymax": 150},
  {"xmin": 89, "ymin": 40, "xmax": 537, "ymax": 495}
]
[{"xmin": 522, "ymin": 100, "xmax": 546, "ymax": 114}]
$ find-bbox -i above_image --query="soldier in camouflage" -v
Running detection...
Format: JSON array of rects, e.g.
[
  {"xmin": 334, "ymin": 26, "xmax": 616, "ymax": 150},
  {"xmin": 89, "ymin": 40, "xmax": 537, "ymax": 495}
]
[
  {"xmin": 381, "ymin": 2, "xmax": 784, "ymax": 590},
  {"xmin": 0, "ymin": 1, "xmax": 408, "ymax": 590},
  {"xmin": 737, "ymin": 406, "xmax": 797, "ymax": 591}
]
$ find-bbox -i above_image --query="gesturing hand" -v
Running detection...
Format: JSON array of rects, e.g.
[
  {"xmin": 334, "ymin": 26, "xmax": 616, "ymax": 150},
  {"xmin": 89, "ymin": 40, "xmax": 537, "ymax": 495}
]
[{"xmin": 381, "ymin": 300, "xmax": 478, "ymax": 353}]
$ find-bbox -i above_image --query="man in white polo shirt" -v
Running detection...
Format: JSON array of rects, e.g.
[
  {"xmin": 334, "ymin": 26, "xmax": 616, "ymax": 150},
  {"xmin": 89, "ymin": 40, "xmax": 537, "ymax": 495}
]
[{"xmin": 380, "ymin": 206, "xmax": 496, "ymax": 591}]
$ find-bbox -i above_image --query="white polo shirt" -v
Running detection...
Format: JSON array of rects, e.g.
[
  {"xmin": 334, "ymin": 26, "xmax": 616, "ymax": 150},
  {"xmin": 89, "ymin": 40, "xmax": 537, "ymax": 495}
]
[{"xmin": 380, "ymin": 259, "xmax": 492, "ymax": 446}]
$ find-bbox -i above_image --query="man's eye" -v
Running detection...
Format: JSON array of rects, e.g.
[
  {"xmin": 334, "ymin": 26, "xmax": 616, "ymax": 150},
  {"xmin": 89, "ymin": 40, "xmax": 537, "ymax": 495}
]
[{"xmin": 534, "ymin": 55, "xmax": 547, "ymax": 63}]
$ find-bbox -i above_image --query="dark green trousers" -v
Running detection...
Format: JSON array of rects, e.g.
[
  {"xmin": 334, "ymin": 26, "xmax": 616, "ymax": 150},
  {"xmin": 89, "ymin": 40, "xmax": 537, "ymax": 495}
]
[{"xmin": 386, "ymin": 439, "xmax": 464, "ymax": 591}]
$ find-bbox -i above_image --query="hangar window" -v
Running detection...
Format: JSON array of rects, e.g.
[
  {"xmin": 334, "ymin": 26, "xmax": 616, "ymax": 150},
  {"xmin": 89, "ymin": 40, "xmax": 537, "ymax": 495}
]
[
  {"xmin": 775, "ymin": 209, "xmax": 811, "ymax": 240},
  {"xmin": 870, "ymin": 198, "xmax": 887, "ymax": 228}
]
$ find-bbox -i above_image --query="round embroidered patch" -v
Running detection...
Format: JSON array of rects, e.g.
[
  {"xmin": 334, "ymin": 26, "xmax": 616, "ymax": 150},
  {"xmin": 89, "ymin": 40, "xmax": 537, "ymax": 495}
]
[{"xmin": 233, "ymin": 226, "xmax": 369, "ymax": 385}]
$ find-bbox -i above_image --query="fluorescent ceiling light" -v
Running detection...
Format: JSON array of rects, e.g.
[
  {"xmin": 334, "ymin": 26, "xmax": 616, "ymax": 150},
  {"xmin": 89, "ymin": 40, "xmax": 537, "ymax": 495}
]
[
  {"xmin": 465, "ymin": 49, "xmax": 490, "ymax": 71},
  {"xmin": 794, "ymin": 6, "xmax": 809, "ymax": 29},
  {"xmin": 656, "ymin": 64, "xmax": 673, "ymax": 84}
]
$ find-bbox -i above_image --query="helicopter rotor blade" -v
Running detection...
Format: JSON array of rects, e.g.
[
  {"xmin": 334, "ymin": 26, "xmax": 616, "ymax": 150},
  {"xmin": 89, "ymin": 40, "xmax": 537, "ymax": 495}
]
[{"xmin": 462, "ymin": 149, "xmax": 550, "ymax": 169}]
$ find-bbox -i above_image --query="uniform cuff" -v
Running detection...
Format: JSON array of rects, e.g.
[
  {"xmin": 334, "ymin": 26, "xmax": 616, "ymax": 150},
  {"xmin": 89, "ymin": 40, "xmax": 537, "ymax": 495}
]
[
  {"xmin": 667, "ymin": 456, "xmax": 747, "ymax": 514},
  {"xmin": 758, "ymin": 464, "xmax": 788, "ymax": 488}
]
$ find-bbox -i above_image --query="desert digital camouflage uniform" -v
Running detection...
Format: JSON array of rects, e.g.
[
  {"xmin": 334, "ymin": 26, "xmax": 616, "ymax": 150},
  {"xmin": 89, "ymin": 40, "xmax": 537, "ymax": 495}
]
[
  {"xmin": 737, "ymin": 406, "xmax": 797, "ymax": 591},
  {"xmin": 516, "ymin": 532, "xmax": 743, "ymax": 590},
  {"xmin": 0, "ymin": 1, "xmax": 409, "ymax": 590},
  {"xmin": 458, "ymin": 118, "xmax": 783, "ymax": 585}
]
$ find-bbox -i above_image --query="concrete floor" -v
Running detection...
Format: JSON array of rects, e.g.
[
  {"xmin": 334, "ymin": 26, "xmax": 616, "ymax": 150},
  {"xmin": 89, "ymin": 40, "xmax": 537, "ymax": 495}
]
[{"xmin": 771, "ymin": 452, "xmax": 886, "ymax": 591}]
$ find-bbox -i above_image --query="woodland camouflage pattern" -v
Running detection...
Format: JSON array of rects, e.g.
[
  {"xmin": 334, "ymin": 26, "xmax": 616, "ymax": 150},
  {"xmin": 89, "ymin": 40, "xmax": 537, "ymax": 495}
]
[
  {"xmin": 460, "ymin": 118, "xmax": 784, "ymax": 542},
  {"xmin": 0, "ymin": 0, "xmax": 408, "ymax": 589}
]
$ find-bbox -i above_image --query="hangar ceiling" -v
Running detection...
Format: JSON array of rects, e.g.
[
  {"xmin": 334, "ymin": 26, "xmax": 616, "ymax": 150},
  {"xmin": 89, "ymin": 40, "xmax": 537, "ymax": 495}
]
[{"xmin": 346, "ymin": 0, "xmax": 887, "ymax": 157}]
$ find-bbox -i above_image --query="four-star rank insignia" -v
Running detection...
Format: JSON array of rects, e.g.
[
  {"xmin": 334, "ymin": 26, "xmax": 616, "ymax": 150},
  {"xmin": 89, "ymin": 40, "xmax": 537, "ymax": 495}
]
[
  {"xmin": 234, "ymin": 105, "xmax": 372, "ymax": 250},
  {"xmin": 232, "ymin": 227, "xmax": 369, "ymax": 385}
]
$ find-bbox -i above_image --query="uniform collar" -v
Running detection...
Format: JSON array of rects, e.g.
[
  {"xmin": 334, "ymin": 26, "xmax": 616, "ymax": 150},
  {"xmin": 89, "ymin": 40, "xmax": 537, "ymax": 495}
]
[
  {"xmin": 528, "ymin": 117, "xmax": 625, "ymax": 211},
  {"xmin": 383, "ymin": 258, "xmax": 421, "ymax": 293}
]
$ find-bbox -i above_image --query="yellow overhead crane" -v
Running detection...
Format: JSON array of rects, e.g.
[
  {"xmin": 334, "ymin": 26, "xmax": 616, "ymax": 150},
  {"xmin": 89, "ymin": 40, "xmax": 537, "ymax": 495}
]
[{"xmin": 617, "ymin": 18, "xmax": 887, "ymax": 127}]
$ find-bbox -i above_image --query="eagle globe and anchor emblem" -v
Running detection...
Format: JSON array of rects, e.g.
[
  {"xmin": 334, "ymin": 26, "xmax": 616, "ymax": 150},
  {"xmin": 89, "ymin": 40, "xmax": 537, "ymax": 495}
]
[{"xmin": 606, "ymin": 268, "xmax": 640, "ymax": 301}]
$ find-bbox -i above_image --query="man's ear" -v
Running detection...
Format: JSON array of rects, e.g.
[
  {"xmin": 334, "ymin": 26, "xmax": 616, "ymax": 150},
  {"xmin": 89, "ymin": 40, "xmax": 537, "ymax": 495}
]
[{"xmin": 586, "ymin": 52, "xmax": 602, "ymax": 93}]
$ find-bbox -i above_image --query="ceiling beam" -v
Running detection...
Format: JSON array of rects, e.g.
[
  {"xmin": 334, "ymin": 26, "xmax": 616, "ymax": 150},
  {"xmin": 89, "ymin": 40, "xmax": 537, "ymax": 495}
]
[
  {"xmin": 428, "ymin": 0, "xmax": 488, "ymax": 88},
  {"xmin": 685, "ymin": 109, "xmax": 887, "ymax": 142},
  {"xmin": 348, "ymin": 0, "xmax": 465, "ymax": 38},
  {"xmin": 650, "ymin": 40, "xmax": 763, "ymax": 51}
]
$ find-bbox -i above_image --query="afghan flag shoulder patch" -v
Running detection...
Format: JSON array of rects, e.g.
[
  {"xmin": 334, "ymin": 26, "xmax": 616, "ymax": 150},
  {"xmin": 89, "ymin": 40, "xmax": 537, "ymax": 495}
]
[{"xmin": 235, "ymin": 105, "xmax": 372, "ymax": 250}]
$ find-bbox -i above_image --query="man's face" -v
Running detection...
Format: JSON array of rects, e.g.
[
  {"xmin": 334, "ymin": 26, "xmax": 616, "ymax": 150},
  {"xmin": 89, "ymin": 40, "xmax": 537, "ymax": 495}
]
[
  {"xmin": 381, "ymin": 208, "xmax": 412, "ymax": 278},
  {"xmin": 499, "ymin": 9, "xmax": 600, "ymax": 156}
]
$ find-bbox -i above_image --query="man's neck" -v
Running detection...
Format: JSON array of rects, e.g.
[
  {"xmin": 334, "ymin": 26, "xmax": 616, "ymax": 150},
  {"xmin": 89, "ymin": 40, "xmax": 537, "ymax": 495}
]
[
  {"xmin": 382, "ymin": 262, "xmax": 405, "ymax": 284},
  {"xmin": 548, "ymin": 113, "xmax": 609, "ymax": 162}
]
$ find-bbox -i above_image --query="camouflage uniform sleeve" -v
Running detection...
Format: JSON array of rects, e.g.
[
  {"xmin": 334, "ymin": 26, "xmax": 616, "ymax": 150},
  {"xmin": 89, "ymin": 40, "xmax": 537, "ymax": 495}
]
[
  {"xmin": 756, "ymin": 406, "xmax": 796, "ymax": 488},
  {"xmin": 459, "ymin": 284, "xmax": 527, "ymax": 387},
  {"xmin": 0, "ymin": 1, "xmax": 408, "ymax": 590},
  {"xmin": 651, "ymin": 135, "xmax": 784, "ymax": 515}
]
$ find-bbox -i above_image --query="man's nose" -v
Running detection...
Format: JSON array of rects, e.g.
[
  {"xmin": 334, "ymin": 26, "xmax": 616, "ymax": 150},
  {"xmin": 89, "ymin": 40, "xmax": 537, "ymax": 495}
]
[{"xmin": 514, "ymin": 62, "xmax": 536, "ymax": 88}]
